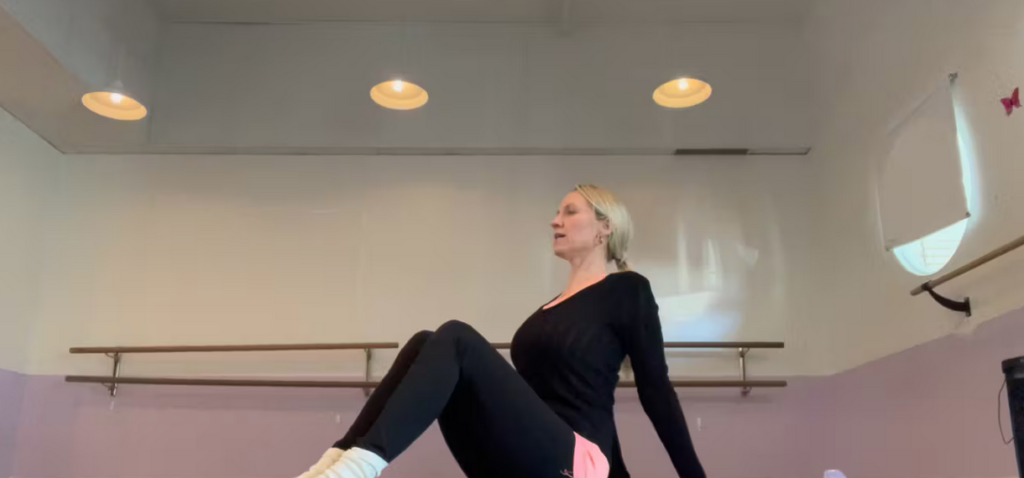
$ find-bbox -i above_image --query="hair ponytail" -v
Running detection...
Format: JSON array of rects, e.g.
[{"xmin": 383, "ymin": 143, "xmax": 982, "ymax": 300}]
[{"xmin": 574, "ymin": 184, "xmax": 634, "ymax": 272}]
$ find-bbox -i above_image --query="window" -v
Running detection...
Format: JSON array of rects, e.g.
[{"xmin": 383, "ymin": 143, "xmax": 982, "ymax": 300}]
[
  {"xmin": 887, "ymin": 81, "xmax": 975, "ymax": 276},
  {"xmin": 893, "ymin": 218, "xmax": 968, "ymax": 276}
]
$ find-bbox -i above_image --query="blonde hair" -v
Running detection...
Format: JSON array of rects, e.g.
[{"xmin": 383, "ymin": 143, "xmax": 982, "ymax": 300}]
[{"xmin": 574, "ymin": 184, "xmax": 634, "ymax": 272}]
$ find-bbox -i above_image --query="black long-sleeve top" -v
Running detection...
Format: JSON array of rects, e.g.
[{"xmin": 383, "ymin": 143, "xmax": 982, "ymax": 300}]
[{"xmin": 510, "ymin": 271, "xmax": 706, "ymax": 478}]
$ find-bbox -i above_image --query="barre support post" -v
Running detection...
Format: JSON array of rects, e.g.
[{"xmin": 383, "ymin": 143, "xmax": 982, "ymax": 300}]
[
  {"xmin": 919, "ymin": 281, "xmax": 971, "ymax": 317},
  {"xmin": 738, "ymin": 348, "xmax": 751, "ymax": 396},
  {"xmin": 363, "ymin": 348, "xmax": 373, "ymax": 398},
  {"xmin": 104, "ymin": 352, "xmax": 122, "ymax": 397}
]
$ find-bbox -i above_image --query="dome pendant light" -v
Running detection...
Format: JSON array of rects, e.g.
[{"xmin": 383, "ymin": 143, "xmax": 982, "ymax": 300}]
[
  {"xmin": 82, "ymin": 80, "xmax": 148, "ymax": 120},
  {"xmin": 653, "ymin": 77, "xmax": 712, "ymax": 108},
  {"xmin": 370, "ymin": 79, "xmax": 429, "ymax": 110},
  {"xmin": 370, "ymin": 23, "xmax": 428, "ymax": 111},
  {"xmin": 81, "ymin": 43, "xmax": 148, "ymax": 120}
]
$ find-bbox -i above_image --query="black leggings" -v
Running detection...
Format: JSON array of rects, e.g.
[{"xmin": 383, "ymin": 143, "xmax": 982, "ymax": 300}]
[{"xmin": 333, "ymin": 320, "xmax": 577, "ymax": 478}]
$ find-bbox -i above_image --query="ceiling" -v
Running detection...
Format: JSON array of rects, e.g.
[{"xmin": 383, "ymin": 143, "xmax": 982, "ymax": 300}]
[
  {"xmin": 155, "ymin": 0, "xmax": 816, "ymax": 24},
  {"xmin": 0, "ymin": 0, "xmax": 814, "ymax": 155}
]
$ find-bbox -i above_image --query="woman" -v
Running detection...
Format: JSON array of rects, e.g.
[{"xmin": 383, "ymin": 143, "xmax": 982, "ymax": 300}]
[{"xmin": 294, "ymin": 184, "xmax": 705, "ymax": 478}]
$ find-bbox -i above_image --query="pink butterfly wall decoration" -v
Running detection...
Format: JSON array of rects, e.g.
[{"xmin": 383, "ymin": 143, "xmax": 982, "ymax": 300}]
[{"xmin": 1002, "ymin": 87, "xmax": 1021, "ymax": 116}]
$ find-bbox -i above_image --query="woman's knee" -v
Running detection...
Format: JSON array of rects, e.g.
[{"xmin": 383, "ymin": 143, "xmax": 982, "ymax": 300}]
[
  {"xmin": 397, "ymin": 330, "xmax": 434, "ymax": 360},
  {"xmin": 409, "ymin": 330, "xmax": 434, "ymax": 346},
  {"xmin": 435, "ymin": 321, "xmax": 491, "ymax": 349},
  {"xmin": 436, "ymin": 320, "xmax": 479, "ymax": 338}
]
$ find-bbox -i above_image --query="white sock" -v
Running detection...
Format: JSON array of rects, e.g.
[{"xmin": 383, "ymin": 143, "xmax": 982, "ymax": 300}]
[
  {"xmin": 322, "ymin": 447, "xmax": 388, "ymax": 478},
  {"xmin": 297, "ymin": 448, "xmax": 344, "ymax": 478}
]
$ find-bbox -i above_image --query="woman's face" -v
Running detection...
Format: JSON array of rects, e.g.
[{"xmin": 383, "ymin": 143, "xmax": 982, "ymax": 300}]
[{"xmin": 551, "ymin": 191, "xmax": 609, "ymax": 261}]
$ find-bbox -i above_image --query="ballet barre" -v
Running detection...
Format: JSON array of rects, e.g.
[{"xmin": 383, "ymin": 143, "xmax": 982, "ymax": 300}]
[
  {"xmin": 67, "ymin": 342, "xmax": 400, "ymax": 397},
  {"xmin": 490, "ymin": 341, "xmax": 784, "ymax": 349},
  {"xmin": 66, "ymin": 341, "xmax": 786, "ymax": 397},
  {"xmin": 65, "ymin": 375, "xmax": 788, "ymax": 389},
  {"xmin": 496, "ymin": 341, "xmax": 785, "ymax": 396},
  {"xmin": 910, "ymin": 232, "xmax": 1024, "ymax": 317}
]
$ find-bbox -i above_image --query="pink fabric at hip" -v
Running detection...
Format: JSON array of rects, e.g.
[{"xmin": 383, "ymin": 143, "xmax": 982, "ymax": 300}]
[{"xmin": 571, "ymin": 432, "xmax": 610, "ymax": 478}]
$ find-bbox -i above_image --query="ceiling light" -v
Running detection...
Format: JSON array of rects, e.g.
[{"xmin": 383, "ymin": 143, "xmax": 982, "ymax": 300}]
[
  {"xmin": 653, "ymin": 77, "xmax": 712, "ymax": 108},
  {"xmin": 82, "ymin": 86, "xmax": 147, "ymax": 121},
  {"xmin": 371, "ymin": 79, "xmax": 428, "ymax": 110}
]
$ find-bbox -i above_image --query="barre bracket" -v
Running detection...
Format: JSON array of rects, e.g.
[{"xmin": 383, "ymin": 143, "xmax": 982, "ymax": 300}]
[
  {"xmin": 920, "ymin": 282, "xmax": 972, "ymax": 317},
  {"xmin": 103, "ymin": 352, "xmax": 122, "ymax": 397}
]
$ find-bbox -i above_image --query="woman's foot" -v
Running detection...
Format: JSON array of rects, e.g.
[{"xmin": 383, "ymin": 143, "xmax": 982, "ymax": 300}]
[
  {"xmin": 296, "ymin": 448, "xmax": 344, "ymax": 478},
  {"xmin": 320, "ymin": 447, "xmax": 388, "ymax": 478}
]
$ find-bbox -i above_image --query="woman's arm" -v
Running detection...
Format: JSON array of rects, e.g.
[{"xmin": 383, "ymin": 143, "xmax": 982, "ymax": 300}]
[{"xmin": 619, "ymin": 274, "xmax": 706, "ymax": 478}]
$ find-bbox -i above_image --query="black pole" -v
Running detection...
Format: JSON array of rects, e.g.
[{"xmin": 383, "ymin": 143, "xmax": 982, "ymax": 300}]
[{"xmin": 1003, "ymin": 356, "xmax": 1024, "ymax": 478}]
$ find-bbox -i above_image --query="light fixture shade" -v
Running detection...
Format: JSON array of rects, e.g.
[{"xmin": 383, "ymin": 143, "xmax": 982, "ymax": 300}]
[
  {"xmin": 653, "ymin": 77, "xmax": 712, "ymax": 108},
  {"xmin": 82, "ymin": 90, "xmax": 148, "ymax": 120},
  {"xmin": 370, "ymin": 80, "xmax": 428, "ymax": 110}
]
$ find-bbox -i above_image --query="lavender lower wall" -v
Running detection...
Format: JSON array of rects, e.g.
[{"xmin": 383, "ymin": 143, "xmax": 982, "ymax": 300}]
[
  {"xmin": 814, "ymin": 308, "xmax": 1024, "ymax": 478},
  {"xmin": 11, "ymin": 379, "xmax": 461, "ymax": 478},
  {"xmin": 8, "ymin": 308, "xmax": 1024, "ymax": 478},
  {"xmin": 8, "ymin": 375, "xmax": 825, "ymax": 478},
  {"xmin": 1, "ymin": 368, "xmax": 26, "ymax": 478}
]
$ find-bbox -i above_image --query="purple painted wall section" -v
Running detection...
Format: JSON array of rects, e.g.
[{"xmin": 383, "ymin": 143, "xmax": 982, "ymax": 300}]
[
  {"xmin": 9, "ymin": 374, "xmax": 824, "ymax": 478},
  {"xmin": 813, "ymin": 307, "xmax": 1024, "ymax": 478},
  {"xmin": 0, "ymin": 378, "xmax": 825, "ymax": 478},
  {"xmin": 11, "ymin": 382, "xmax": 460, "ymax": 478},
  {"xmin": 616, "ymin": 379, "xmax": 830, "ymax": 478},
  {"xmin": 1, "ymin": 368, "xmax": 26, "ymax": 478},
  {"xmin": 8, "ymin": 307, "xmax": 1024, "ymax": 478}
]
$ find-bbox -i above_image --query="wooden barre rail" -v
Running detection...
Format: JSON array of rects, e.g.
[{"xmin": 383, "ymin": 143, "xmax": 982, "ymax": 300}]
[
  {"xmin": 910, "ymin": 232, "xmax": 1024, "ymax": 317},
  {"xmin": 664, "ymin": 341, "xmax": 784, "ymax": 349},
  {"xmin": 492, "ymin": 341, "xmax": 784, "ymax": 349},
  {"xmin": 70, "ymin": 343, "xmax": 400, "ymax": 354},
  {"xmin": 65, "ymin": 375, "xmax": 788, "ymax": 389},
  {"xmin": 622, "ymin": 380, "xmax": 786, "ymax": 388},
  {"xmin": 71, "ymin": 341, "xmax": 783, "ymax": 354},
  {"xmin": 910, "ymin": 233, "xmax": 1024, "ymax": 296},
  {"xmin": 68, "ymin": 340, "xmax": 786, "ymax": 397},
  {"xmin": 65, "ymin": 376, "xmax": 381, "ymax": 388}
]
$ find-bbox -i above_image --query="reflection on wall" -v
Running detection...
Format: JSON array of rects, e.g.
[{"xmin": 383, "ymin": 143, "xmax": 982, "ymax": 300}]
[
  {"xmin": 624, "ymin": 165, "xmax": 793, "ymax": 345},
  {"xmin": 29, "ymin": 155, "xmax": 811, "ymax": 376}
]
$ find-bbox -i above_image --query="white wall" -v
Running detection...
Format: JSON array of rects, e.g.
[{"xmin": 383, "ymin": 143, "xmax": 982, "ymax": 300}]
[
  {"xmin": 0, "ymin": 107, "xmax": 57, "ymax": 372},
  {"xmin": 14, "ymin": 0, "xmax": 1024, "ymax": 382},
  {"xmin": 0, "ymin": 0, "xmax": 814, "ymax": 383},
  {"xmin": 25, "ymin": 154, "xmax": 816, "ymax": 379},
  {"xmin": 146, "ymin": 21, "xmax": 811, "ymax": 152},
  {"xmin": 803, "ymin": 0, "xmax": 1024, "ymax": 372}
]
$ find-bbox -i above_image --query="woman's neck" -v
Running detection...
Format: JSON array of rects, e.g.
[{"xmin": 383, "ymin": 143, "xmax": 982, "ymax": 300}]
[{"xmin": 564, "ymin": 252, "xmax": 610, "ymax": 296}]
